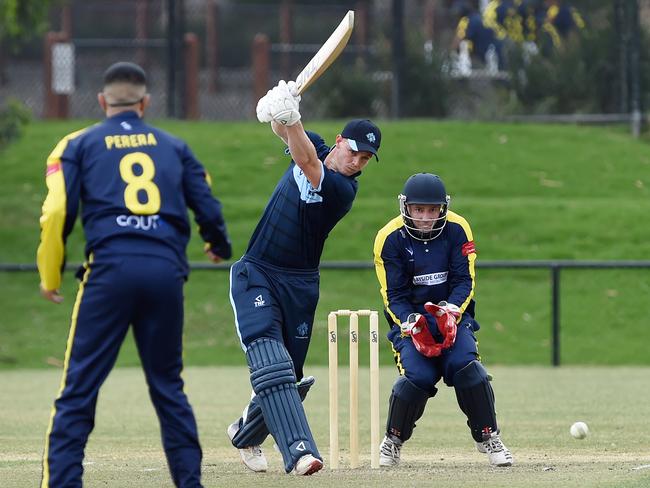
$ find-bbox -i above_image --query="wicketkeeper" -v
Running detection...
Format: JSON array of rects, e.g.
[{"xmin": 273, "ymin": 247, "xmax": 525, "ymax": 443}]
[{"xmin": 373, "ymin": 173, "xmax": 513, "ymax": 467}]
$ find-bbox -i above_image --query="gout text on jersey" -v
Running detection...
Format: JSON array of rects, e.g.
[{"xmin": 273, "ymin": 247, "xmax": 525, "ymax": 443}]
[{"xmin": 116, "ymin": 214, "xmax": 160, "ymax": 230}]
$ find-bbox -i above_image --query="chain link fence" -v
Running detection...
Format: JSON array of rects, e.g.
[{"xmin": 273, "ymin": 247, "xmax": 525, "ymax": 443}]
[{"xmin": 0, "ymin": 0, "xmax": 648, "ymax": 123}]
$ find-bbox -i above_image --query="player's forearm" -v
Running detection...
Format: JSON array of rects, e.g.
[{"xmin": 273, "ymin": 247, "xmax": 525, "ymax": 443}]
[
  {"xmin": 285, "ymin": 122, "xmax": 321, "ymax": 185},
  {"xmin": 271, "ymin": 121, "xmax": 289, "ymax": 144}
]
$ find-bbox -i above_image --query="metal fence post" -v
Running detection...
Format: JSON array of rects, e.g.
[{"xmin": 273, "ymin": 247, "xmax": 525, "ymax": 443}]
[
  {"xmin": 167, "ymin": 0, "xmax": 177, "ymax": 118},
  {"xmin": 184, "ymin": 33, "xmax": 199, "ymax": 120},
  {"xmin": 551, "ymin": 266, "xmax": 561, "ymax": 366}
]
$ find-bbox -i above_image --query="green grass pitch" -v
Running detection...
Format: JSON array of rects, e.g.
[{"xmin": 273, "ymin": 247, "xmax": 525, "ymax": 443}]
[{"xmin": 1, "ymin": 366, "xmax": 649, "ymax": 487}]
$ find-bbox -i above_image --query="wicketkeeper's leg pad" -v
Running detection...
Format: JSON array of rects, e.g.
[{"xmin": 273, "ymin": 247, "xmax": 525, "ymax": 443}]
[
  {"xmin": 386, "ymin": 376, "xmax": 434, "ymax": 442},
  {"xmin": 246, "ymin": 338, "xmax": 321, "ymax": 472},
  {"xmin": 231, "ymin": 376, "xmax": 316, "ymax": 448},
  {"xmin": 453, "ymin": 360, "xmax": 498, "ymax": 442}
]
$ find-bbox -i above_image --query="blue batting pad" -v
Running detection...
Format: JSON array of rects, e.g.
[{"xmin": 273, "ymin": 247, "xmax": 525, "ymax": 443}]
[
  {"xmin": 231, "ymin": 376, "xmax": 315, "ymax": 448},
  {"xmin": 246, "ymin": 339, "xmax": 321, "ymax": 472}
]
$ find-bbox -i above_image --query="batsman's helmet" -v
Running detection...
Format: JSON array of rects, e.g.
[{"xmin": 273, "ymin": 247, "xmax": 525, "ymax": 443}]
[{"xmin": 399, "ymin": 173, "xmax": 450, "ymax": 241}]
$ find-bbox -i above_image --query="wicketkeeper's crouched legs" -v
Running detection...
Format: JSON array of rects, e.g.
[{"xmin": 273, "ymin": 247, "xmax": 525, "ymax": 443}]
[
  {"xmin": 246, "ymin": 338, "xmax": 321, "ymax": 472},
  {"xmin": 385, "ymin": 376, "xmax": 434, "ymax": 442},
  {"xmin": 453, "ymin": 360, "xmax": 498, "ymax": 442}
]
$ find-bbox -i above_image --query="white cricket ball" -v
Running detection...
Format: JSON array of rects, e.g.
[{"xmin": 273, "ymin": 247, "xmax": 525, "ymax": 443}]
[{"xmin": 570, "ymin": 421, "xmax": 589, "ymax": 439}]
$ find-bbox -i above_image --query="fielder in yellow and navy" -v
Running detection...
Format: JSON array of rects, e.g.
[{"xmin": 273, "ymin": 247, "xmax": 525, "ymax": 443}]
[
  {"xmin": 37, "ymin": 62, "xmax": 231, "ymax": 488},
  {"xmin": 373, "ymin": 173, "xmax": 513, "ymax": 468}
]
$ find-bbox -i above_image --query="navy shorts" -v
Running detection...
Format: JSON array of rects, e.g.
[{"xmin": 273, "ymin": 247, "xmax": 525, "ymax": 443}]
[{"xmin": 229, "ymin": 258, "xmax": 319, "ymax": 380}]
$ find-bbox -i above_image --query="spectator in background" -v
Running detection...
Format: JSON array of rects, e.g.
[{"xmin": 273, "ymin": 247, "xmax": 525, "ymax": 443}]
[
  {"xmin": 483, "ymin": 0, "xmax": 525, "ymax": 44},
  {"xmin": 452, "ymin": 0, "xmax": 504, "ymax": 70},
  {"xmin": 539, "ymin": 0, "xmax": 585, "ymax": 51},
  {"xmin": 546, "ymin": 0, "xmax": 585, "ymax": 38},
  {"xmin": 517, "ymin": 0, "xmax": 546, "ymax": 43}
]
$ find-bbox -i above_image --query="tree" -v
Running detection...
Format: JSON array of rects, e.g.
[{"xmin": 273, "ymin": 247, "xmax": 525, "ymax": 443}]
[
  {"xmin": 0, "ymin": 0, "xmax": 53, "ymax": 149},
  {"xmin": 0, "ymin": 0, "xmax": 52, "ymax": 42}
]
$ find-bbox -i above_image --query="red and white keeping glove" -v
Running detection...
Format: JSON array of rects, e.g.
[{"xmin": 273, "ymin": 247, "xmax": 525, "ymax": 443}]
[
  {"xmin": 424, "ymin": 301, "xmax": 461, "ymax": 349},
  {"xmin": 400, "ymin": 313, "xmax": 426, "ymax": 335},
  {"xmin": 401, "ymin": 313, "xmax": 444, "ymax": 357}
]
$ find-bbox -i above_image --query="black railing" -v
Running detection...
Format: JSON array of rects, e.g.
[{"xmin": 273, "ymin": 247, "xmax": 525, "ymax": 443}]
[{"xmin": 4, "ymin": 260, "xmax": 649, "ymax": 366}]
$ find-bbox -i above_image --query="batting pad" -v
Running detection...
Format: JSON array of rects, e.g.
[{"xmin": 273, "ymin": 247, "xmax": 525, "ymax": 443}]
[
  {"xmin": 453, "ymin": 361, "xmax": 498, "ymax": 442},
  {"xmin": 386, "ymin": 376, "xmax": 433, "ymax": 442},
  {"xmin": 246, "ymin": 338, "xmax": 321, "ymax": 472},
  {"xmin": 232, "ymin": 376, "xmax": 315, "ymax": 448}
]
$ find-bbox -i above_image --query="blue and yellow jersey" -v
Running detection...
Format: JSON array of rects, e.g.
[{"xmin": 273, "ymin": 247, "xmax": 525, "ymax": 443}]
[
  {"xmin": 456, "ymin": 12, "xmax": 501, "ymax": 59},
  {"xmin": 547, "ymin": 3, "xmax": 585, "ymax": 38},
  {"xmin": 37, "ymin": 111, "xmax": 231, "ymax": 290},
  {"xmin": 483, "ymin": 0, "xmax": 524, "ymax": 43},
  {"xmin": 373, "ymin": 211, "xmax": 477, "ymax": 327},
  {"xmin": 517, "ymin": 0, "xmax": 546, "ymax": 42},
  {"xmin": 245, "ymin": 131, "xmax": 357, "ymax": 270}
]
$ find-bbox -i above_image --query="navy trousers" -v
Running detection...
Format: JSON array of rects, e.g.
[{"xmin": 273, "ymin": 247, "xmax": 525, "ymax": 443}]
[
  {"xmin": 41, "ymin": 254, "xmax": 202, "ymax": 488},
  {"xmin": 387, "ymin": 315, "xmax": 480, "ymax": 393}
]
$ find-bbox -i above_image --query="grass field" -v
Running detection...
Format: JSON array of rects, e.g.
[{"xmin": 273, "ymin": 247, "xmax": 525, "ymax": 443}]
[
  {"xmin": 2, "ymin": 365, "xmax": 649, "ymax": 487},
  {"xmin": 1, "ymin": 120, "xmax": 650, "ymax": 368}
]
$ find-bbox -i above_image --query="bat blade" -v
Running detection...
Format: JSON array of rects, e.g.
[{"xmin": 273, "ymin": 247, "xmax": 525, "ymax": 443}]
[{"xmin": 294, "ymin": 10, "xmax": 354, "ymax": 95}]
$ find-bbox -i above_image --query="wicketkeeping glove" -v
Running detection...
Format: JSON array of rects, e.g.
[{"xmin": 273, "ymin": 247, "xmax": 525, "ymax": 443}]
[
  {"xmin": 400, "ymin": 313, "xmax": 444, "ymax": 357},
  {"xmin": 267, "ymin": 80, "xmax": 301, "ymax": 126},
  {"xmin": 424, "ymin": 301, "xmax": 459, "ymax": 350},
  {"xmin": 400, "ymin": 313, "xmax": 425, "ymax": 335}
]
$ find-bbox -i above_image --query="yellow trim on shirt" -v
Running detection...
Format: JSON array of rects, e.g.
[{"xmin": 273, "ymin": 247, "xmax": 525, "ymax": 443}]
[
  {"xmin": 447, "ymin": 211, "xmax": 476, "ymax": 314},
  {"xmin": 36, "ymin": 128, "xmax": 87, "ymax": 291},
  {"xmin": 373, "ymin": 215, "xmax": 404, "ymax": 325}
]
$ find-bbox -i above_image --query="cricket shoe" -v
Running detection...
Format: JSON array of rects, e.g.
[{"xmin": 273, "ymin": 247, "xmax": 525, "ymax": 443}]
[
  {"xmin": 292, "ymin": 454, "xmax": 323, "ymax": 476},
  {"xmin": 379, "ymin": 435, "xmax": 402, "ymax": 467},
  {"xmin": 227, "ymin": 421, "xmax": 268, "ymax": 472},
  {"xmin": 476, "ymin": 432, "xmax": 513, "ymax": 466}
]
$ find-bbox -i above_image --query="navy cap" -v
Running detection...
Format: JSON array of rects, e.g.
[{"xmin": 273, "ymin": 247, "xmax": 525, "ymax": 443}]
[
  {"xmin": 103, "ymin": 61, "xmax": 147, "ymax": 86},
  {"xmin": 341, "ymin": 119, "xmax": 381, "ymax": 161}
]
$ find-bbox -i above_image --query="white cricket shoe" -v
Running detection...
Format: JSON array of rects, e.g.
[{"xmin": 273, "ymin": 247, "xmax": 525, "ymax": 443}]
[
  {"xmin": 227, "ymin": 421, "xmax": 268, "ymax": 472},
  {"xmin": 379, "ymin": 435, "xmax": 402, "ymax": 467},
  {"xmin": 476, "ymin": 432, "xmax": 513, "ymax": 466},
  {"xmin": 292, "ymin": 454, "xmax": 323, "ymax": 476}
]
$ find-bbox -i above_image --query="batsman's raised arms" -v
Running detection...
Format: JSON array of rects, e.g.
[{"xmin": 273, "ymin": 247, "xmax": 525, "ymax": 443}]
[{"xmin": 294, "ymin": 10, "xmax": 354, "ymax": 95}]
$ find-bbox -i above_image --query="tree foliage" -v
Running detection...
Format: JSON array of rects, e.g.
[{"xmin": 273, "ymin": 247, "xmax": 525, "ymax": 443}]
[{"xmin": 0, "ymin": 0, "xmax": 52, "ymax": 42}]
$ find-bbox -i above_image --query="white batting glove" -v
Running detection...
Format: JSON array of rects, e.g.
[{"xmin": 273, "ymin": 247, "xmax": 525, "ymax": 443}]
[
  {"xmin": 267, "ymin": 80, "xmax": 301, "ymax": 126},
  {"xmin": 287, "ymin": 80, "xmax": 301, "ymax": 101},
  {"xmin": 255, "ymin": 94, "xmax": 273, "ymax": 123}
]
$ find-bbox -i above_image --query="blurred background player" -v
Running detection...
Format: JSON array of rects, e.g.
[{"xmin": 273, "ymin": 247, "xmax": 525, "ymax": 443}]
[
  {"xmin": 226, "ymin": 80, "xmax": 381, "ymax": 475},
  {"xmin": 483, "ymin": 0, "xmax": 525, "ymax": 44},
  {"xmin": 373, "ymin": 173, "xmax": 512, "ymax": 468},
  {"xmin": 539, "ymin": 0, "xmax": 585, "ymax": 50},
  {"xmin": 37, "ymin": 61, "xmax": 231, "ymax": 488},
  {"xmin": 452, "ymin": 0, "xmax": 504, "ymax": 70}
]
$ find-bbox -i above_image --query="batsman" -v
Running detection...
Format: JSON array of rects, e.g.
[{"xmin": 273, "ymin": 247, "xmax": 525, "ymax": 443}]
[
  {"xmin": 373, "ymin": 173, "xmax": 513, "ymax": 467},
  {"xmin": 226, "ymin": 80, "xmax": 381, "ymax": 475}
]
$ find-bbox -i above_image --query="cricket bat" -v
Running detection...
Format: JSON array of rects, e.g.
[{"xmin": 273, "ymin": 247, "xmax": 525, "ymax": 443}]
[{"xmin": 294, "ymin": 10, "xmax": 355, "ymax": 95}]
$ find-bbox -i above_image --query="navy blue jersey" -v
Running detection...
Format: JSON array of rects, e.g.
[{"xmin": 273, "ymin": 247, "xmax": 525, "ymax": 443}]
[
  {"xmin": 457, "ymin": 12, "xmax": 501, "ymax": 60},
  {"xmin": 37, "ymin": 111, "xmax": 230, "ymax": 289},
  {"xmin": 548, "ymin": 3, "xmax": 584, "ymax": 38},
  {"xmin": 245, "ymin": 131, "xmax": 357, "ymax": 270},
  {"xmin": 373, "ymin": 211, "xmax": 477, "ymax": 326},
  {"xmin": 483, "ymin": 0, "xmax": 523, "ymax": 42}
]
